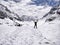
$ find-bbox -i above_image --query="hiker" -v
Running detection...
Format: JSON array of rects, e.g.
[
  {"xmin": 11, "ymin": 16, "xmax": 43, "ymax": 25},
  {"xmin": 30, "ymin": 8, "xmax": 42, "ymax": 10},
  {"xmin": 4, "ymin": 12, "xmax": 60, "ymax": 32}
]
[{"xmin": 34, "ymin": 19, "xmax": 38, "ymax": 29}]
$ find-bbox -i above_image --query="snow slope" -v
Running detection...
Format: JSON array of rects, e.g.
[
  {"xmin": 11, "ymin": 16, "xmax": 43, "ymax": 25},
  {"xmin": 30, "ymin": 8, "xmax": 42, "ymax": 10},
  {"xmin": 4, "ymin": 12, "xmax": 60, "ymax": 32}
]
[
  {"xmin": 0, "ymin": 0, "xmax": 60, "ymax": 45},
  {"xmin": 0, "ymin": 17, "xmax": 60, "ymax": 45}
]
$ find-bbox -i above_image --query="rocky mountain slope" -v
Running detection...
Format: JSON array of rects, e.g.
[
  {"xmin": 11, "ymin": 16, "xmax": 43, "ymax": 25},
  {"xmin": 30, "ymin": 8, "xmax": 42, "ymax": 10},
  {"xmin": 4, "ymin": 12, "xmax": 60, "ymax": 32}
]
[{"xmin": 42, "ymin": 5, "xmax": 60, "ymax": 22}]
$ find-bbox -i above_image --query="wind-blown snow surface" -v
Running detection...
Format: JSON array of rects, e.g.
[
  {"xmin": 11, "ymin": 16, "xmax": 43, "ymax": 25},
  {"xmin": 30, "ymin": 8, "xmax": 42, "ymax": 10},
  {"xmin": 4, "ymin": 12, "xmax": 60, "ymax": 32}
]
[
  {"xmin": 0, "ymin": 17, "xmax": 60, "ymax": 45},
  {"xmin": 0, "ymin": 0, "xmax": 60, "ymax": 45}
]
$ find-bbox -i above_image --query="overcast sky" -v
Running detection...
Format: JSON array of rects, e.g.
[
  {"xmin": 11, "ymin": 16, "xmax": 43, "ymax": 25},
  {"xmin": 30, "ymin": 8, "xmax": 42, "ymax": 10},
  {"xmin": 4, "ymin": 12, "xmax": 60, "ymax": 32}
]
[{"xmin": 0, "ymin": 0, "xmax": 60, "ymax": 6}]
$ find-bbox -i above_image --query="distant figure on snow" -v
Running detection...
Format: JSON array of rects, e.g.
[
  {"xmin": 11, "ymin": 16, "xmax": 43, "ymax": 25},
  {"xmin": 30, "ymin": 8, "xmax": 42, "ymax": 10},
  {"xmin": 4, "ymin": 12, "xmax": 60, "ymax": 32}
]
[{"xmin": 33, "ymin": 19, "xmax": 38, "ymax": 29}]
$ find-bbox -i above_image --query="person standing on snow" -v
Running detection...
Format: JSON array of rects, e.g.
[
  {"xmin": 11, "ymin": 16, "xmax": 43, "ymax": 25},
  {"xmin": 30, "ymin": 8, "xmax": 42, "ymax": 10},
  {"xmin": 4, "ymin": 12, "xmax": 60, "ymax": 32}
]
[{"xmin": 34, "ymin": 19, "xmax": 38, "ymax": 29}]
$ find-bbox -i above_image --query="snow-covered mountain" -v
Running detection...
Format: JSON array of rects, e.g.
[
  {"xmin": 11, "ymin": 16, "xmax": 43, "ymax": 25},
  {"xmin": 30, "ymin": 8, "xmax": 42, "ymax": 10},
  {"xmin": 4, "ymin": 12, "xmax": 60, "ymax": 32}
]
[
  {"xmin": 0, "ymin": 0, "xmax": 60, "ymax": 45},
  {"xmin": 0, "ymin": 4, "xmax": 19, "ymax": 20},
  {"xmin": 0, "ymin": 0, "xmax": 60, "ymax": 25},
  {"xmin": 42, "ymin": 5, "xmax": 60, "ymax": 22},
  {"xmin": 0, "ymin": 0, "xmax": 52, "ymax": 21}
]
